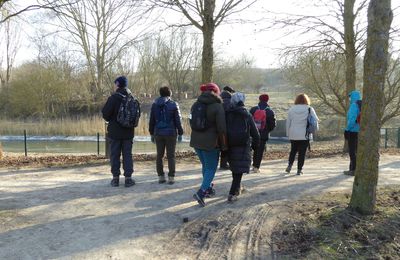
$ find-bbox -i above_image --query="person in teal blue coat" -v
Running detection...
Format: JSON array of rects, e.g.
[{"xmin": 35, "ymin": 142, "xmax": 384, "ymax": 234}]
[{"xmin": 344, "ymin": 90, "xmax": 361, "ymax": 176}]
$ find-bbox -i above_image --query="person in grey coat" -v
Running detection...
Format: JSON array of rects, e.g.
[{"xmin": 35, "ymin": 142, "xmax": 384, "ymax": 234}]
[{"xmin": 226, "ymin": 92, "xmax": 260, "ymax": 202}]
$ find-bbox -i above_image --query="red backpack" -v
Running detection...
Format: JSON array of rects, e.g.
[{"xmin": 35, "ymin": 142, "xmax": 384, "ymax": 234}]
[{"xmin": 253, "ymin": 106, "xmax": 267, "ymax": 130}]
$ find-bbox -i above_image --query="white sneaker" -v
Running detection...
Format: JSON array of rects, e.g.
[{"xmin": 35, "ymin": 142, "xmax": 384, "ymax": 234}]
[{"xmin": 252, "ymin": 167, "xmax": 260, "ymax": 173}]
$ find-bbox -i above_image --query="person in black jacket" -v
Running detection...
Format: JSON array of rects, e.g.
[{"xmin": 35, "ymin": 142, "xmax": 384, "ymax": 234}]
[
  {"xmin": 149, "ymin": 86, "xmax": 184, "ymax": 184},
  {"xmin": 102, "ymin": 76, "xmax": 136, "ymax": 187},
  {"xmin": 249, "ymin": 94, "xmax": 276, "ymax": 173},
  {"xmin": 219, "ymin": 86, "xmax": 235, "ymax": 170},
  {"xmin": 226, "ymin": 92, "xmax": 260, "ymax": 202}
]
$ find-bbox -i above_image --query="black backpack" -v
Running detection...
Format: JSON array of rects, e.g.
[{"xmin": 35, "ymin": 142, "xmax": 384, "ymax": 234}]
[
  {"xmin": 155, "ymin": 101, "xmax": 170, "ymax": 129},
  {"xmin": 190, "ymin": 101, "xmax": 208, "ymax": 131},
  {"xmin": 116, "ymin": 93, "xmax": 141, "ymax": 128},
  {"xmin": 226, "ymin": 111, "xmax": 249, "ymax": 147}
]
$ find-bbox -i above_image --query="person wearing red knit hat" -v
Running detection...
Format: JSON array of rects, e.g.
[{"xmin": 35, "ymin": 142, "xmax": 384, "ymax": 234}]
[
  {"xmin": 190, "ymin": 82, "xmax": 227, "ymax": 207},
  {"xmin": 249, "ymin": 93, "xmax": 276, "ymax": 173}
]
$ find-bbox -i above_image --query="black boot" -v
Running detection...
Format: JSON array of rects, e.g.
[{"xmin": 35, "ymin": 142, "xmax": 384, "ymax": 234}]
[{"xmin": 110, "ymin": 177, "xmax": 119, "ymax": 187}]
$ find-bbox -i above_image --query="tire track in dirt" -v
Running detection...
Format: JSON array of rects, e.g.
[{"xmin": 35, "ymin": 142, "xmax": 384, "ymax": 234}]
[{"xmin": 172, "ymin": 203, "xmax": 280, "ymax": 259}]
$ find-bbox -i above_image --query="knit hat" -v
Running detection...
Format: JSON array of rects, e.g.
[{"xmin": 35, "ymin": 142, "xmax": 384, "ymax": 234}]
[
  {"xmin": 114, "ymin": 76, "xmax": 128, "ymax": 88},
  {"xmin": 200, "ymin": 83, "xmax": 220, "ymax": 95},
  {"xmin": 259, "ymin": 94, "xmax": 269, "ymax": 102},
  {"xmin": 231, "ymin": 92, "xmax": 246, "ymax": 105},
  {"xmin": 223, "ymin": 86, "xmax": 235, "ymax": 93}
]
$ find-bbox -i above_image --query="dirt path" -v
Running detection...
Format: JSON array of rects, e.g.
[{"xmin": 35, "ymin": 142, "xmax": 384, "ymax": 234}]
[{"xmin": 1, "ymin": 155, "xmax": 399, "ymax": 259}]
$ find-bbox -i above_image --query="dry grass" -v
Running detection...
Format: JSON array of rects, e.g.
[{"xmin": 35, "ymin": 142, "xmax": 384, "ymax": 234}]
[
  {"xmin": 0, "ymin": 115, "xmax": 192, "ymax": 136},
  {"xmin": 271, "ymin": 187, "xmax": 400, "ymax": 259}
]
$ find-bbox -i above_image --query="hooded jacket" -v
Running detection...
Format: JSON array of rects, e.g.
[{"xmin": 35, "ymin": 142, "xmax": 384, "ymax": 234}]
[
  {"xmin": 226, "ymin": 100, "xmax": 260, "ymax": 174},
  {"xmin": 102, "ymin": 88, "xmax": 136, "ymax": 140},
  {"xmin": 345, "ymin": 90, "xmax": 361, "ymax": 133},
  {"xmin": 286, "ymin": 105, "xmax": 319, "ymax": 140},
  {"xmin": 249, "ymin": 101, "xmax": 276, "ymax": 140},
  {"xmin": 149, "ymin": 96, "xmax": 184, "ymax": 136},
  {"xmin": 190, "ymin": 91, "xmax": 227, "ymax": 151}
]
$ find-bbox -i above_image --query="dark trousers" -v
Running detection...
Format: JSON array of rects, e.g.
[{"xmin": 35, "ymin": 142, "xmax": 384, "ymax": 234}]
[
  {"xmin": 110, "ymin": 138, "xmax": 133, "ymax": 178},
  {"xmin": 253, "ymin": 139, "xmax": 267, "ymax": 168},
  {"xmin": 348, "ymin": 132, "xmax": 358, "ymax": 171},
  {"xmin": 229, "ymin": 172, "xmax": 244, "ymax": 195},
  {"xmin": 220, "ymin": 151, "xmax": 229, "ymax": 168},
  {"xmin": 155, "ymin": 135, "xmax": 177, "ymax": 177},
  {"xmin": 288, "ymin": 140, "xmax": 309, "ymax": 171}
]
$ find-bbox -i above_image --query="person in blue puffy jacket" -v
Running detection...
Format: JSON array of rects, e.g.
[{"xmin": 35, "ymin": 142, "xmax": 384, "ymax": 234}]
[
  {"xmin": 344, "ymin": 90, "xmax": 361, "ymax": 176},
  {"xmin": 149, "ymin": 86, "xmax": 184, "ymax": 184}
]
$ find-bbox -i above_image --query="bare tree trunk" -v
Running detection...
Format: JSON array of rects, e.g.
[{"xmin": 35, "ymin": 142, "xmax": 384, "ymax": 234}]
[
  {"xmin": 349, "ymin": 0, "xmax": 392, "ymax": 215},
  {"xmin": 344, "ymin": 0, "xmax": 357, "ymax": 105},
  {"xmin": 201, "ymin": 0, "xmax": 215, "ymax": 83},
  {"xmin": 202, "ymin": 26, "xmax": 215, "ymax": 83}
]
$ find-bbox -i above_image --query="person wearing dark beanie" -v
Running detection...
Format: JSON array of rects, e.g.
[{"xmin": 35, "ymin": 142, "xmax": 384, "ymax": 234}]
[
  {"xmin": 114, "ymin": 76, "xmax": 128, "ymax": 88},
  {"xmin": 249, "ymin": 93, "xmax": 276, "ymax": 173},
  {"xmin": 219, "ymin": 85, "xmax": 235, "ymax": 170},
  {"xmin": 102, "ymin": 75, "xmax": 139, "ymax": 188},
  {"xmin": 223, "ymin": 86, "xmax": 235, "ymax": 94},
  {"xmin": 149, "ymin": 86, "xmax": 184, "ymax": 184}
]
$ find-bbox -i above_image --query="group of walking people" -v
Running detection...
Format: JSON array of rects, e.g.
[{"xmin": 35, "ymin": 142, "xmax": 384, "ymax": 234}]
[{"xmin": 102, "ymin": 76, "xmax": 362, "ymax": 207}]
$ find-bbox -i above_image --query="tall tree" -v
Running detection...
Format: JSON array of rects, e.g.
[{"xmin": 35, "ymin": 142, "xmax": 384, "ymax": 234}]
[
  {"xmin": 43, "ymin": 0, "xmax": 152, "ymax": 100},
  {"xmin": 155, "ymin": 29, "xmax": 201, "ymax": 99},
  {"xmin": 272, "ymin": 0, "xmax": 368, "ymax": 114},
  {"xmin": 0, "ymin": 4, "xmax": 20, "ymax": 89},
  {"xmin": 349, "ymin": 0, "xmax": 392, "ymax": 215},
  {"xmin": 155, "ymin": 0, "xmax": 257, "ymax": 83}
]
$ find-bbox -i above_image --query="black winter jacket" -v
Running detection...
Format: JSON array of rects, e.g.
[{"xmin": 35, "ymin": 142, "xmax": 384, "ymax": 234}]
[
  {"xmin": 102, "ymin": 88, "xmax": 135, "ymax": 140},
  {"xmin": 227, "ymin": 104, "xmax": 260, "ymax": 174},
  {"xmin": 249, "ymin": 102, "xmax": 276, "ymax": 141},
  {"xmin": 149, "ymin": 96, "xmax": 184, "ymax": 136}
]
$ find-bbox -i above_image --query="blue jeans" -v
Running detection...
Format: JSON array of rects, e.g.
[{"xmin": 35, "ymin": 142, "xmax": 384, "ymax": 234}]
[
  {"xmin": 110, "ymin": 138, "xmax": 133, "ymax": 177},
  {"xmin": 195, "ymin": 148, "xmax": 220, "ymax": 191}
]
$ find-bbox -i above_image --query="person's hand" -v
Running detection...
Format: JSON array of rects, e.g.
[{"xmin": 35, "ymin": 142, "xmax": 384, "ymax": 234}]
[
  {"xmin": 151, "ymin": 135, "xmax": 155, "ymax": 143},
  {"xmin": 177, "ymin": 135, "xmax": 183, "ymax": 143}
]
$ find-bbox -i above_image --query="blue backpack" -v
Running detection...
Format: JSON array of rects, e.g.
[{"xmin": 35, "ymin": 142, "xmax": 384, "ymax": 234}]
[
  {"xmin": 155, "ymin": 102, "xmax": 170, "ymax": 129},
  {"xmin": 306, "ymin": 107, "xmax": 318, "ymax": 139}
]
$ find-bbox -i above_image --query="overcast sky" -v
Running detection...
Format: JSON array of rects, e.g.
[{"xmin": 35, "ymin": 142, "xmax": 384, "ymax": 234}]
[{"xmin": 7, "ymin": 0, "xmax": 400, "ymax": 69}]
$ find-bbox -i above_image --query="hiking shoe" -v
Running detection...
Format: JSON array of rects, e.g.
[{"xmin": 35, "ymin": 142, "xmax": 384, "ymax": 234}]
[
  {"xmin": 110, "ymin": 177, "xmax": 119, "ymax": 187},
  {"xmin": 252, "ymin": 167, "xmax": 260, "ymax": 173},
  {"xmin": 158, "ymin": 175, "xmax": 166, "ymax": 184},
  {"xmin": 285, "ymin": 165, "xmax": 292, "ymax": 173},
  {"xmin": 168, "ymin": 176, "xmax": 175, "ymax": 185},
  {"xmin": 124, "ymin": 177, "xmax": 135, "ymax": 187},
  {"xmin": 235, "ymin": 185, "xmax": 245, "ymax": 196},
  {"xmin": 227, "ymin": 194, "xmax": 238, "ymax": 203},
  {"xmin": 193, "ymin": 189, "xmax": 206, "ymax": 207},
  {"xmin": 205, "ymin": 186, "xmax": 216, "ymax": 198},
  {"xmin": 344, "ymin": 170, "xmax": 355, "ymax": 176}
]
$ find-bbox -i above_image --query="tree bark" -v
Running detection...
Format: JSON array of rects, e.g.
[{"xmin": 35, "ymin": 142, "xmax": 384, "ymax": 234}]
[
  {"xmin": 201, "ymin": 0, "xmax": 216, "ymax": 83},
  {"xmin": 349, "ymin": 0, "xmax": 392, "ymax": 215},
  {"xmin": 202, "ymin": 26, "xmax": 215, "ymax": 83},
  {"xmin": 343, "ymin": 0, "xmax": 357, "ymax": 108}
]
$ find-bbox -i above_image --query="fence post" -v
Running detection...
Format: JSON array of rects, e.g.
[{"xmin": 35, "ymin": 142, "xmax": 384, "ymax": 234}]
[
  {"xmin": 97, "ymin": 132, "xmax": 100, "ymax": 156},
  {"xmin": 397, "ymin": 128, "xmax": 400, "ymax": 149},
  {"xmin": 385, "ymin": 128, "xmax": 388, "ymax": 149},
  {"xmin": 24, "ymin": 130, "xmax": 27, "ymax": 157}
]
